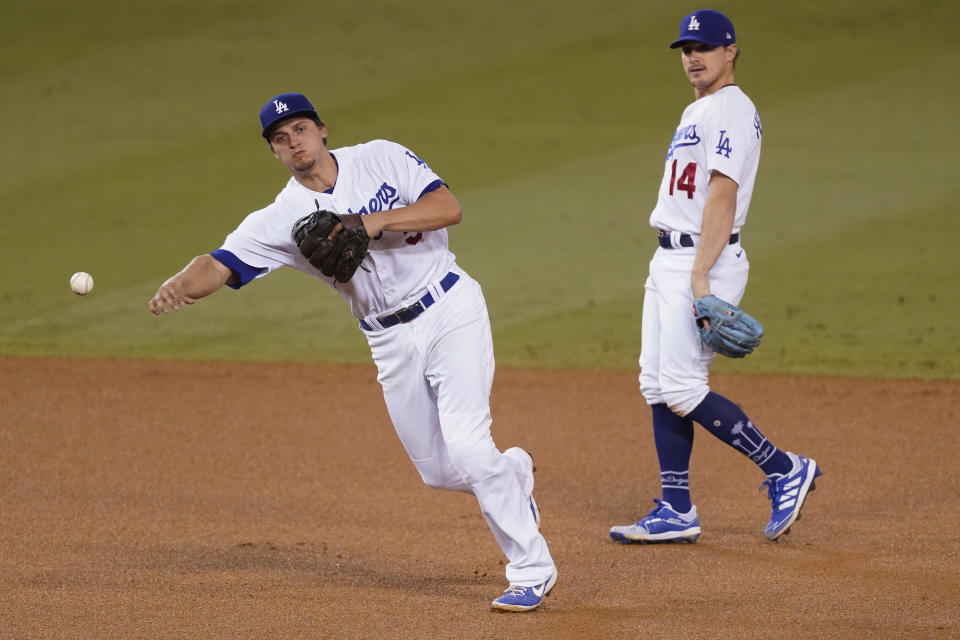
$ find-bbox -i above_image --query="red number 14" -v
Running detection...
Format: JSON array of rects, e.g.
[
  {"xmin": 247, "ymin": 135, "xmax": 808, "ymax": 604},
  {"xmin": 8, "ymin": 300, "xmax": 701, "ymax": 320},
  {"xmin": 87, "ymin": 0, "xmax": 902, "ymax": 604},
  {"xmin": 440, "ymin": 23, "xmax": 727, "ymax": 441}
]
[{"xmin": 669, "ymin": 160, "xmax": 697, "ymax": 199}]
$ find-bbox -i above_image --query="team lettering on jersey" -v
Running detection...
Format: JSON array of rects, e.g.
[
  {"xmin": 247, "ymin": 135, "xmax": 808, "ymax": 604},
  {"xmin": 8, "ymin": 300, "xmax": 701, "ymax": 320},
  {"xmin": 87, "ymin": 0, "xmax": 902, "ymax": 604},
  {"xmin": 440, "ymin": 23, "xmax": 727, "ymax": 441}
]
[
  {"xmin": 405, "ymin": 150, "xmax": 429, "ymax": 169},
  {"xmin": 347, "ymin": 182, "xmax": 401, "ymax": 215},
  {"xmin": 753, "ymin": 111, "xmax": 763, "ymax": 139},
  {"xmin": 715, "ymin": 130, "xmax": 733, "ymax": 158},
  {"xmin": 343, "ymin": 181, "xmax": 423, "ymax": 244},
  {"xmin": 666, "ymin": 124, "xmax": 701, "ymax": 161},
  {"xmin": 340, "ymin": 151, "xmax": 431, "ymax": 215}
]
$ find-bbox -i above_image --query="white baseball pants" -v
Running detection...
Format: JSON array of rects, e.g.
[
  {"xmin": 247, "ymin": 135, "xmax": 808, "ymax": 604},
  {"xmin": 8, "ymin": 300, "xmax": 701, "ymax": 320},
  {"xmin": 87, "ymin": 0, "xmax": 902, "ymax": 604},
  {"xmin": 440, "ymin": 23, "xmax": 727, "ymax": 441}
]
[
  {"xmin": 639, "ymin": 242, "xmax": 750, "ymax": 416},
  {"xmin": 364, "ymin": 272, "xmax": 555, "ymax": 586}
]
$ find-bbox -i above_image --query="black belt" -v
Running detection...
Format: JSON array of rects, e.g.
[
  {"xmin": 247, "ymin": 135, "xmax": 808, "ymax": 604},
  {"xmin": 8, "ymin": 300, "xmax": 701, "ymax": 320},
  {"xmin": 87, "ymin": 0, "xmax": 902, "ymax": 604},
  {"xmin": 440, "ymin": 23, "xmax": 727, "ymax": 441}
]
[
  {"xmin": 360, "ymin": 272, "xmax": 460, "ymax": 331},
  {"xmin": 658, "ymin": 230, "xmax": 739, "ymax": 249}
]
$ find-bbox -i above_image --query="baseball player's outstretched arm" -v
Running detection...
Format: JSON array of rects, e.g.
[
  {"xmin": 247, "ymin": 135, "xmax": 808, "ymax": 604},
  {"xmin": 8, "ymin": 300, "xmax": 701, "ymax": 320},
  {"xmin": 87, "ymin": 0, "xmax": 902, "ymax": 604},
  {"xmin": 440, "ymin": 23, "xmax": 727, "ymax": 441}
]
[
  {"xmin": 148, "ymin": 254, "xmax": 235, "ymax": 315},
  {"xmin": 691, "ymin": 171, "xmax": 738, "ymax": 299},
  {"xmin": 361, "ymin": 187, "xmax": 462, "ymax": 238}
]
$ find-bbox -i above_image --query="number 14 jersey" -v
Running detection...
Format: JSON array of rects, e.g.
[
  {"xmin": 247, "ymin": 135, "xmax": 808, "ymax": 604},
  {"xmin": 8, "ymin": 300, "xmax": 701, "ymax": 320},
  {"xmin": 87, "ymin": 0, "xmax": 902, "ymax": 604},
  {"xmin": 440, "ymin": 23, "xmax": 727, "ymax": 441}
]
[{"xmin": 649, "ymin": 84, "xmax": 762, "ymax": 236}]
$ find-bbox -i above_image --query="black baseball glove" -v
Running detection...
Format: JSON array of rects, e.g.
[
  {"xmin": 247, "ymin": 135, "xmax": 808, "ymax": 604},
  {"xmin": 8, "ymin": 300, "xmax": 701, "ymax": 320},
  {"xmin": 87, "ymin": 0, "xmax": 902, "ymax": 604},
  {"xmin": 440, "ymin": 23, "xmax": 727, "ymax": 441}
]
[
  {"xmin": 692, "ymin": 295, "xmax": 764, "ymax": 358},
  {"xmin": 292, "ymin": 207, "xmax": 370, "ymax": 283}
]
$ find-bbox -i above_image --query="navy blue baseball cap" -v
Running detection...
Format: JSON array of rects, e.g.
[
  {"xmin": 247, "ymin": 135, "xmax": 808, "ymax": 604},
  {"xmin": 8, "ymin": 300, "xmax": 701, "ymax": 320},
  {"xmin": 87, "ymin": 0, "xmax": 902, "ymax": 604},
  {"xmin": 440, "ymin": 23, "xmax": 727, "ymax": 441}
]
[
  {"xmin": 259, "ymin": 92, "xmax": 320, "ymax": 138},
  {"xmin": 669, "ymin": 9, "xmax": 736, "ymax": 49}
]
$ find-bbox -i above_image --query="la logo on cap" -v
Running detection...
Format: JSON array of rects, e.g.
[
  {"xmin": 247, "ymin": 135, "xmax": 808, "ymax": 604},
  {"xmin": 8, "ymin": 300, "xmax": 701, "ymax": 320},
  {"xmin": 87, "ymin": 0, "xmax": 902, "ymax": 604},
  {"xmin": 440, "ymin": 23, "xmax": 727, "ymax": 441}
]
[
  {"xmin": 688, "ymin": 16, "xmax": 701, "ymax": 31},
  {"xmin": 274, "ymin": 100, "xmax": 289, "ymax": 114}
]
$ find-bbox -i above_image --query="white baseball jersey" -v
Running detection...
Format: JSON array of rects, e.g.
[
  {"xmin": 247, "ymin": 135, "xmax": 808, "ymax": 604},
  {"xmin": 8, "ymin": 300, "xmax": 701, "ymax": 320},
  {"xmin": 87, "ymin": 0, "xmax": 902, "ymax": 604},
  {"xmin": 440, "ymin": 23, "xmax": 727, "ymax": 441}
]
[
  {"xmin": 214, "ymin": 139, "xmax": 455, "ymax": 320},
  {"xmin": 649, "ymin": 85, "xmax": 762, "ymax": 235}
]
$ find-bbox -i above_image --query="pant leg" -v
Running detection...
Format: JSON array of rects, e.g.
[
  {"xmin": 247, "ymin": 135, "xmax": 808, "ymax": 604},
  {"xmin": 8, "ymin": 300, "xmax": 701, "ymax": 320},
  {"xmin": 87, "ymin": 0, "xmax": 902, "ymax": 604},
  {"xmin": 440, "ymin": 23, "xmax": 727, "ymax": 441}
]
[
  {"xmin": 641, "ymin": 246, "xmax": 749, "ymax": 416},
  {"xmin": 416, "ymin": 276, "xmax": 554, "ymax": 586},
  {"xmin": 366, "ymin": 274, "xmax": 555, "ymax": 586},
  {"xmin": 366, "ymin": 318, "xmax": 472, "ymax": 494},
  {"xmin": 639, "ymin": 248, "xmax": 707, "ymax": 408},
  {"xmin": 640, "ymin": 265, "xmax": 696, "ymax": 510},
  {"xmin": 638, "ymin": 270, "xmax": 663, "ymax": 403}
]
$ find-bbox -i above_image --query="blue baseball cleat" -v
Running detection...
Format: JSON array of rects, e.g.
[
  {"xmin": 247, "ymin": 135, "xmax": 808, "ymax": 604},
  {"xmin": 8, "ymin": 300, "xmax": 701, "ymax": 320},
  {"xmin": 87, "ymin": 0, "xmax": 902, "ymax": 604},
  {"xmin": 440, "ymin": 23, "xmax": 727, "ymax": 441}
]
[
  {"xmin": 491, "ymin": 571, "xmax": 557, "ymax": 612},
  {"xmin": 761, "ymin": 452, "xmax": 822, "ymax": 541},
  {"xmin": 609, "ymin": 499, "xmax": 701, "ymax": 544}
]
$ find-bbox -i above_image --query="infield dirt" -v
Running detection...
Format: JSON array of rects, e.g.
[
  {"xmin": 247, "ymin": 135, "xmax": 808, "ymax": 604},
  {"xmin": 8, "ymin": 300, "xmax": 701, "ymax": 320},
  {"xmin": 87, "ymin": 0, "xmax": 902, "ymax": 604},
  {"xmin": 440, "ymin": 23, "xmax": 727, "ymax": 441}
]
[{"xmin": 2, "ymin": 357, "xmax": 958, "ymax": 639}]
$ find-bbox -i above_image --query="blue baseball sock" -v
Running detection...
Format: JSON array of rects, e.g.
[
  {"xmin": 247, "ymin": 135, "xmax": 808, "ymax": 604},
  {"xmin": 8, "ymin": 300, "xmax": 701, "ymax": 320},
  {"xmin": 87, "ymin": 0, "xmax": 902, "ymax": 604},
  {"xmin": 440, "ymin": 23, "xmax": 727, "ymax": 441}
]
[
  {"xmin": 687, "ymin": 392, "xmax": 792, "ymax": 476},
  {"xmin": 651, "ymin": 403, "xmax": 694, "ymax": 513}
]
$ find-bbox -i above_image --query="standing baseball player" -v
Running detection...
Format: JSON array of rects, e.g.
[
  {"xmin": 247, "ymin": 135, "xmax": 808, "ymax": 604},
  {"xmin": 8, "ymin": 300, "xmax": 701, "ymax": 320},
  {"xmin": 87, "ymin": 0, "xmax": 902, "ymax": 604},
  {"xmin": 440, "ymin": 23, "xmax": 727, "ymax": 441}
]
[
  {"xmin": 610, "ymin": 10, "xmax": 822, "ymax": 544},
  {"xmin": 148, "ymin": 92, "xmax": 557, "ymax": 611}
]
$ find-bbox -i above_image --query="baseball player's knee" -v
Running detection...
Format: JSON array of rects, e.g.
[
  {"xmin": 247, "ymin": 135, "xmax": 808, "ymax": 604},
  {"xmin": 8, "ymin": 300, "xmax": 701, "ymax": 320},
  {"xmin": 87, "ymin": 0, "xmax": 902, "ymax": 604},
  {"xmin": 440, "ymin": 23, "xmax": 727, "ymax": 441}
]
[
  {"xmin": 410, "ymin": 456, "xmax": 473, "ymax": 493},
  {"xmin": 437, "ymin": 411, "xmax": 507, "ymax": 483},
  {"xmin": 640, "ymin": 367, "xmax": 709, "ymax": 415},
  {"xmin": 444, "ymin": 435, "xmax": 502, "ymax": 485},
  {"xmin": 447, "ymin": 442, "xmax": 502, "ymax": 484},
  {"xmin": 412, "ymin": 459, "xmax": 449, "ymax": 489},
  {"xmin": 662, "ymin": 384, "xmax": 710, "ymax": 418}
]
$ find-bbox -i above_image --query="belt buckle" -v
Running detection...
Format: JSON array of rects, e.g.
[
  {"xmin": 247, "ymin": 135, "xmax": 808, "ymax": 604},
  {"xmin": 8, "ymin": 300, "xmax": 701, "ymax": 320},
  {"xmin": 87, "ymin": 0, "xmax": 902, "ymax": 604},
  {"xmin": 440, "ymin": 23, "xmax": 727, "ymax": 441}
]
[{"xmin": 394, "ymin": 302, "xmax": 424, "ymax": 324}]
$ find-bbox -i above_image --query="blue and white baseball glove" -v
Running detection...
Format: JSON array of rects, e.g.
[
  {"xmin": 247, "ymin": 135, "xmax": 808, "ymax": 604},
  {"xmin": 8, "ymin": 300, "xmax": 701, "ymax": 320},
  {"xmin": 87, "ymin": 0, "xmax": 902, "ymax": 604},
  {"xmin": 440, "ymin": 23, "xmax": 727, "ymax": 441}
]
[{"xmin": 692, "ymin": 295, "xmax": 764, "ymax": 358}]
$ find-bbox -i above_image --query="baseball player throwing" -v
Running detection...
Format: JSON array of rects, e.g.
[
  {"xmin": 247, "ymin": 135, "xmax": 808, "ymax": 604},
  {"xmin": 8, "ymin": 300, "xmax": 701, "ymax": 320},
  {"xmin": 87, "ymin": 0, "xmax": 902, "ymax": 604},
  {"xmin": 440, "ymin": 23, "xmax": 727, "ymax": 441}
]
[
  {"xmin": 610, "ymin": 11, "xmax": 822, "ymax": 544},
  {"xmin": 149, "ymin": 93, "xmax": 557, "ymax": 611}
]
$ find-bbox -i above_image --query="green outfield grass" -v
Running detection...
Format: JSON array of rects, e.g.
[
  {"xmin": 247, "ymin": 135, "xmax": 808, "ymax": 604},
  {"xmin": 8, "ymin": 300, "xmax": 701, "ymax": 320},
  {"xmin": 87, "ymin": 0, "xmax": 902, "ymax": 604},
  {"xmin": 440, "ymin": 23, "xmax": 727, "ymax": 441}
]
[{"xmin": 2, "ymin": 0, "xmax": 957, "ymax": 379}]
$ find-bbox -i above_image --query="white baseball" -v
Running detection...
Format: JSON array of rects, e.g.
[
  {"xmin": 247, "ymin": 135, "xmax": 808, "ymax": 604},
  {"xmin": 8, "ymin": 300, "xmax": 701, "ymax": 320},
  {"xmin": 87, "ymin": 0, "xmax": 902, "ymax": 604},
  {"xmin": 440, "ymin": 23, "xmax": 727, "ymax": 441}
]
[{"xmin": 70, "ymin": 271, "xmax": 94, "ymax": 295}]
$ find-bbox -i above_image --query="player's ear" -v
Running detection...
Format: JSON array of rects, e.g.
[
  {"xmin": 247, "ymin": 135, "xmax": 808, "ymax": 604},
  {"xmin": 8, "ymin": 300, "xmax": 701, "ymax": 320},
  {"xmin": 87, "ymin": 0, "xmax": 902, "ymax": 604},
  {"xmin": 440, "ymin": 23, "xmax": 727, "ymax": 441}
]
[{"xmin": 726, "ymin": 44, "xmax": 738, "ymax": 63}]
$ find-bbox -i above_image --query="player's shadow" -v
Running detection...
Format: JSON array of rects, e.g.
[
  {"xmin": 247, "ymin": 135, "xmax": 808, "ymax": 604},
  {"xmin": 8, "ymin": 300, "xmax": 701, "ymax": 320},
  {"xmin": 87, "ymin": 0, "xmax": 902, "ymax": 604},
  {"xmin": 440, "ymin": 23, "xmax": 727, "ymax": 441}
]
[{"xmin": 16, "ymin": 540, "xmax": 501, "ymax": 597}]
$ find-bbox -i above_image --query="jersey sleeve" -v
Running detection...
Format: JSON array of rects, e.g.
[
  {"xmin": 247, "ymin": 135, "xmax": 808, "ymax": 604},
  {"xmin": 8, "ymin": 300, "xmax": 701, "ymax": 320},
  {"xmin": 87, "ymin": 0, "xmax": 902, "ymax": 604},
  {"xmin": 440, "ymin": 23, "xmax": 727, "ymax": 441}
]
[
  {"xmin": 702, "ymin": 98, "xmax": 761, "ymax": 186},
  {"xmin": 209, "ymin": 249, "xmax": 267, "ymax": 289},
  {"xmin": 216, "ymin": 203, "xmax": 302, "ymax": 288},
  {"xmin": 376, "ymin": 140, "xmax": 447, "ymax": 203}
]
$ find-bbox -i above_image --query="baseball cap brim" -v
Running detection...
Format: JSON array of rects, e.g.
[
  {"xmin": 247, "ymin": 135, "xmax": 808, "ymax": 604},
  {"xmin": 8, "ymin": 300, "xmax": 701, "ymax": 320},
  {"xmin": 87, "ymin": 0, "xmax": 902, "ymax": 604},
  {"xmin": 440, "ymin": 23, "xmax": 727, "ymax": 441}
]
[
  {"xmin": 262, "ymin": 109, "xmax": 318, "ymax": 139},
  {"xmin": 669, "ymin": 35, "xmax": 725, "ymax": 49}
]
